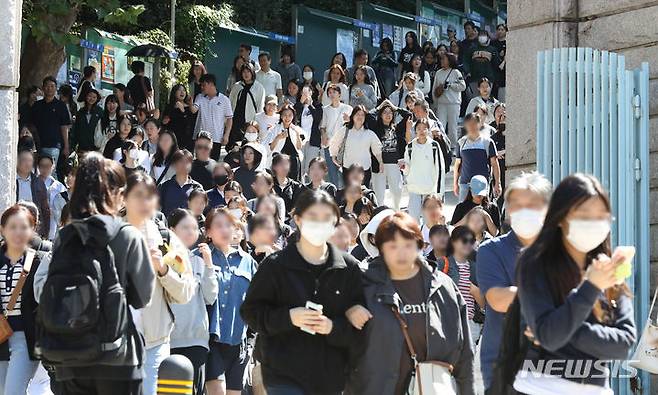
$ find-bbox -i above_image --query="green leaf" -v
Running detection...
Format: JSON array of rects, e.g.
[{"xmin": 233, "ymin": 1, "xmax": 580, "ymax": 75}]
[{"xmin": 103, "ymin": 5, "xmax": 145, "ymax": 27}]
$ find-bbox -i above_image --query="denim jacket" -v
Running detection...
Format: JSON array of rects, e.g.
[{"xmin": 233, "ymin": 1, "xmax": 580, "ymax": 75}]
[{"xmin": 207, "ymin": 246, "xmax": 257, "ymax": 345}]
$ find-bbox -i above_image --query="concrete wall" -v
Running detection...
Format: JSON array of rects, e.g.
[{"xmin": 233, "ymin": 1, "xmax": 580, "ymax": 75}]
[
  {"xmin": 0, "ymin": 0, "xmax": 21, "ymax": 211},
  {"xmin": 507, "ymin": 1, "xmax": 657, "ymax": 389}
]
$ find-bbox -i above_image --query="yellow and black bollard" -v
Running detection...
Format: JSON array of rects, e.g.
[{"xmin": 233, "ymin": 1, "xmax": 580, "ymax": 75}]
[{"xmin": 157, "ymin": 354, "xmax": 194, "ymax": 394}]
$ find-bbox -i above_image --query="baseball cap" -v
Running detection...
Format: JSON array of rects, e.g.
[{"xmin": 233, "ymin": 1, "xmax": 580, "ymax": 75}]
[{"xmin": 469, "ymin": 175, "xmax": 489, "ymax": 197}]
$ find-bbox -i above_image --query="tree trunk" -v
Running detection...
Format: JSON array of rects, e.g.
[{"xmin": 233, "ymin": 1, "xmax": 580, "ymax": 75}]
[{"xmin": 19, "ymin": 6, "xmax": 78, "ymax": 98}]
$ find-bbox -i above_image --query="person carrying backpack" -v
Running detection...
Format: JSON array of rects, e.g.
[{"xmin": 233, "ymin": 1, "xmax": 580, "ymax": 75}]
[
  {"xmin": 33, "ymin": 152, "xmax": 155, "ymax": 395},
  {"xmin": 401, "ymin": 118, "xmax": 445, "ymax": 221}
]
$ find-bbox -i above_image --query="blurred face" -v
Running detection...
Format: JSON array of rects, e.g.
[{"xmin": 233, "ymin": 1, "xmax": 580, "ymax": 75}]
[
  {"xmin": 464, "ymin": 119, "xmax": 480, "ymax": 137},
  {"xmin": 250, "ymin": 219, "xmax": 277, "ymax": 246},
  {"xmin": 188, "ymin": 195, "xmax": 206, "ymax": 216},
  {"xmin": 422, "ymin": 200, "xmax": 445, "ymax": 225},
  {"xmin": 1, "ymin": 211, "xmax": 33, "ymax": 251},
  {"xmin": 174, "ymin": 158, "xmax": 192, "ymax": 175},
  {"xmin": 287, "ymin": 82, "xmax": 299, "ymax": 97},
  {"xmin": 252, "ymin": 177, "xmax": 271, "ymax": 196},
  {"xmin": 345, "ymin": 185, "xmax": 362, "ymax": 203},
  {"xmin": 43, "ymin": 81, "xmax": 57, "ymax": 98},
  {"xmin": 347, "ymin": 170, "xmax": 364, "ymax": 185},
  {"xmin": 352, "ymin": 110, "xmax": 366, "ymax": 128},
  {"xmin": 309, "ymin": 162, "xmax": 326, "ymax": 182},
  {"xmin": 381, "ymin": 233, "xmax": 420, "ymax": 268},
  {"xmin": 430, "ymin": 232, "xmax": 449, "ymax": 252},
  {"xmin": 479, "ymin": 82, "xmax": 491, "ymax": 97},
  {"xmin": 273, "ymin": 159, "xmax": 291, "ymax": 178},
  {"xmin": 330, "ymin": 224, "xmax": 352, "ymax": 251},
  {"xmin": 125, "ymin": 184, "xmax": 157, "ymax": 221},
  {"xmin": 172, "ymin": 215, "xmax": 199, "ymax": 249},
  {"xmin": 175, "ymin": 86, "xmax": 186, "ymax": 101},
  {"xmin": 17, "ymin": 152, "xmax": 33, "ymax": 176},
  {"xmin": 281, "ymin": 109, "xmax": 294, "ymax": 126},
  {"xmin": 235, "ymin": 57, "xmax": 246, "ymax": 70},
  {"xmin": 440, "ymin": 55, "xmax": 450, "ymax": 69},
  {"xmin": 232, "ymin": 224, "xmax": 245, "ymax": 246},
  {"xmin": 159, "ymin": 134, "xmax": 174, "ymax": 154},
  {"xmin": 258, "ymin": 55, "xmax": 271, "ymax": 70},
  {"xmin": 506, "ymin": 188, "xmax": 548, "ymax": 216},
  {"xmin": 453, "ymin": 234, "xmax": 475, "ymax": 257},
  {"xmin": 243, "ymin": 147, "xmax": 255, "ymax": 166},
  {"xmin": 106, "ymin": 99, "xmax": 119, "ymax": 113},
  {"xmin": 467, "ymin": 212, "xmax": 487, "ymax": 234},
  {"xmin": 207, "ymin": 213, "xmax": 233, "ymax": 248},
  {"xmin": 37, "ymin": 157, "xmax": 54, "ymax": 179},
  {"xmin": 195, "ymin": 138, "xmax": 212, "ymax": 160}
]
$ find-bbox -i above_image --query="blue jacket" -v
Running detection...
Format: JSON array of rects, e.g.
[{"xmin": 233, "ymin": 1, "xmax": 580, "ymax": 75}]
[
  {"xmin": 206, "ymin": 187, "xmax": 227, "ymax": 209},
  {"xmin": 517, "ymin": 252, "xmax": 636, "ymax": 387},
  {"xmin": 158, "ymin": 176, "xmax": 202, "ymax": 217},
  {"xmin": 206, "ymin": 246, "xmax": 257, "ymax": 346}
]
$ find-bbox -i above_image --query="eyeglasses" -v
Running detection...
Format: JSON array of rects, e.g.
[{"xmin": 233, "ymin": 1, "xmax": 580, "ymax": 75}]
[{"xmin": 195, "ymin": 145, "xmax": 211, "ymax": 151}]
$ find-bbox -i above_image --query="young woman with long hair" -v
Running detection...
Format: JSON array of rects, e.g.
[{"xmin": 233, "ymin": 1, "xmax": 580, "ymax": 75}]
[
  {"xmin": 163, "ymin": 83, "xmax": 197, "ymax": 152},
  {"xmin": 96, "ymin": 94, "xmax": 120, "ymax": 152},
  {"xmin": 103, "ymin": 114, "xmax": 133, "ymax": 159},
  {"xmin": 71, "ymin": 89, "xmax": 103, "ymax": 152},
  {"xmin": 513, "ymin": 174, "xmax": 636, "ymax": 394},
  {"xmin": 150, "ymin": 130, "xmax": 179, "ymax": 185},
  {"xmin": 264, "ymin": 105, "xmax": 304, "ymax": 181}
]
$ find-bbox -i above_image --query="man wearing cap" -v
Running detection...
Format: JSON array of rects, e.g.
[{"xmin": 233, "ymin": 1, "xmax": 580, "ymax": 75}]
[
  {"xmin": 256, "ymin": 51, "xmax": 283, "ymax": 102},
  {"xmin": 453, "ymin": 112, "xmax": 501, "ymax": 202}
]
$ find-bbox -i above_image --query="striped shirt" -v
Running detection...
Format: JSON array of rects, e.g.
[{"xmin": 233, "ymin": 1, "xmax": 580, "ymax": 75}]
[
  {"xmin": 0, "ymin": 255, "xmax": 25, "ymax": 317},
  {"xmin": 455, "ymin": 259, "xmax": 475, "ymax": 320},
  {"xmin": 193, "ymin": 93, "xmax": 233, "ymax": 143}
]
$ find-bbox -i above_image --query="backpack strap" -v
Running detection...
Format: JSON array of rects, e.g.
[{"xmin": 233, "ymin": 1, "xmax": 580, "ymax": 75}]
[{"xmin": 5, "ymin": 249, "xmax": 36, "ymax": 314}]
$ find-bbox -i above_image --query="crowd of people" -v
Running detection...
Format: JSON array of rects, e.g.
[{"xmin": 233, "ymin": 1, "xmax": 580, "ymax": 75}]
[{"xmin": 1, "ymin": 19, "xmax": 639, "ymax": 395}]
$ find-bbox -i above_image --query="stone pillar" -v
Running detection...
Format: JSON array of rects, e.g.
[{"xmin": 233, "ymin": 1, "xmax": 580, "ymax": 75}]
[
  {"xmin": 505, "ymin": 0, "xmax": 577, "ymax": 178},
  {"xmin": 0, "ymin": 0, "xmax": 22, "ymax": 211}
]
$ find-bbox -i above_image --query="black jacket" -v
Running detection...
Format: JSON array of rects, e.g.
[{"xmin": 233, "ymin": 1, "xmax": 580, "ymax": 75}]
[
  {"xmin": 273, "ymin": 178, "xmax": 305, "ymax": 216},
  {"xmin": 16, "ymin": 173, "xmax": 51, "ymax": 239},
  {"xmin": 345, "ymin": 258, "xmax": 475, "ymax": 395},
  {"xmin": 0, "ymin": 246, "xmax": 47, "ymax": 361},
  {"xmin": 240, "ymin": 243, "xmax": 364, "ymax": 393}
]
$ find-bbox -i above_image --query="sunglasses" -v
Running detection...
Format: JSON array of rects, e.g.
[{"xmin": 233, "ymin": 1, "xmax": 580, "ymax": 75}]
[{"xmin": 459, "ymin": 237, "xmax": 475, "ymax": 245}]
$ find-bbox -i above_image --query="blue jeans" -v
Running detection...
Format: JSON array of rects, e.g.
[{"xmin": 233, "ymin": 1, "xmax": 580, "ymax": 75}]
[
  {"xmin": 0, "ymin": 331, "xmax": 39, "ymax": 395},
  {"xmin": 323, "ymin": 148, "xmax": 343, "ymax": 189},
  {"xmin": 407, "ymin": 193, "xmax": 426, "ymax": 223},
  {"xmin": 142, "ymin": 342, "xmax": 170, "ymax": 395}
]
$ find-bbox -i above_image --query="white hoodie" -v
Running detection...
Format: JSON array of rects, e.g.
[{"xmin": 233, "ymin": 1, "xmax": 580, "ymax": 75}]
[{"xmin": 403, "ymin": 137, "xmax": 445, "ymax": 196}]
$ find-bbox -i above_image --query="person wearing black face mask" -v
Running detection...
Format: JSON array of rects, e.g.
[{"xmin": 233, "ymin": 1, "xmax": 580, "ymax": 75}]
[
  {"xmin": 207, "ymin": 162, "xmax": 234, "ymax": 209},
  {"xmin": 190, "ymin": 131, "xmax": 217, "ymax": 190}
]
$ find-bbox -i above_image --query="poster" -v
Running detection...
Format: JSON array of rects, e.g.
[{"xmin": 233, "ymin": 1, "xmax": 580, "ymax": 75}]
[
  {"xmin": 336, "ymin": 29, "xmax": 355, "ymax": 68},
  {"xmin": 87, "ymin": 50, "xmax": 100, "ymax": 72},
  {"xmin": 372, "ymin": 23, "xmax": 381, "ymax": 48},
  {"xmin": 101, "ymin": 53, "xmax": 115, "ymax": 83},
  {"xmin": 393, "ymin": 25, "xmax": 403, "ymax": 52},
  {"xmin": 250, "ymin": 45, "xmax": 260, "ymax": 63}
]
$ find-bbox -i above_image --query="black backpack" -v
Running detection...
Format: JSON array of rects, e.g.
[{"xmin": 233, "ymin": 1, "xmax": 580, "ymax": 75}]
[{"xmin": 37, "ymin": 218, "xmax": 129, "ymax": 365}]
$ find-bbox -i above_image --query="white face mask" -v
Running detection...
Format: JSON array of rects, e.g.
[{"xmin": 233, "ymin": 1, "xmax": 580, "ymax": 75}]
[
  {"xmin": 510, "ymin": 208, "xmax": 544, "ymax": 239},
  {"xmin": 300, "ymin": 219, "xmax": 336, "ymax": 247},
  {"xmin": 229, "ymin": 208, "xmax": 243, "ymax": 221},
  {"xmin": 478, "ymin": 36, "xmax": 489, "ymax": 45},
  {"xmin": 128, "ymin": 148, "xmax": 140, "ymax": 160},
  {"xmin": 245, "ymin": 133, "xmax": 258, "ymax": 142},
  {"xmin": 565, "ymin": 219, "xmax": 611, "ymax": 253},
  {"xmin": 303, "ymin": 71, "xmax": 314, "ymax": 81}
]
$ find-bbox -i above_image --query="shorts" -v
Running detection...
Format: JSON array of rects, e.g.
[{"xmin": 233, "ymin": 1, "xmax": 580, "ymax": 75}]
[{"xmin": 206, "ymin": 342, "xmax": 248, "ymax": 390}]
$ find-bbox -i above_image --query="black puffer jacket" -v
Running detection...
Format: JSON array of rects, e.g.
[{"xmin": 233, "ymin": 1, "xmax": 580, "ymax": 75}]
[{"xmin": 240, "ymin": 243, "xmax": 364, "ymax": 393}]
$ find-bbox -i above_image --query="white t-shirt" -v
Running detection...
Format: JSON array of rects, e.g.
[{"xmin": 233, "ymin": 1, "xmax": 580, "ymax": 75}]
[
  {"xmin": 328, "ymin": 126, "xmax": 382, "ymax": 170},
  {"xmin": 193, "ymin": 93, "xmax": 233, "ymax": 143},
  {"xmin": 320, "ymin": 103, "xmax": 353, "ymax": 145},
  {"xmin": 256, "ymin": 69, "xmax": 283, "ymax": 97},
  {"xmin": 112, "ymin": 147, "xmax": 152, "ymax": 173},
  {"xmin": 299, "ymin": 104, "xmax": 314, "ymax": 139},
  {"xmin": 255, "ymin": 112, "xmax": 280, "ymax": 141}
]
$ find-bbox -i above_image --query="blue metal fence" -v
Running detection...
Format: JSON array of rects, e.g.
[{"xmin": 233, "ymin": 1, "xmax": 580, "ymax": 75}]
[{"xmin": 536, "ymin": 48, "xmax": 650, "ymax": 395}]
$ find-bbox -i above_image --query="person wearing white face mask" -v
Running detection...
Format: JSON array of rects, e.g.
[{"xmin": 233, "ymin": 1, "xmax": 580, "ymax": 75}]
[
  {"xmin": 120, "ymin": 139, "xmax": 146, "ymax": 177},
  {"xmin": 509, "ymin": 173, "xmax": 635, "ymax": 395},
  {"xmin": 475, "ymin": 172, "xmax": 552, "ymax": 391},
  {"xmin": 240, "ymin": 190, "xmax": 365, "ymax": 395}
]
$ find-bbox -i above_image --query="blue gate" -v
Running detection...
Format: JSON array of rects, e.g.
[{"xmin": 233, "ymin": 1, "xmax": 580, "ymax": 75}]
[{"xmin": 536, "ymin": 48, "xmax": 650, "ymax": 395}]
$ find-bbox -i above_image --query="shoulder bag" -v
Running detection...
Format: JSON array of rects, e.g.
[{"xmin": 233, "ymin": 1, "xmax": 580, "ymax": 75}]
[
  {"xmin": 336, "ymin": 127, "xmax": 351, "ymax": 168},
  {"xmin": 0, "ymin": 249, "xmax": 36, "ymax": 343},
  {"xmin": 392, "ymin": 307, "xmax": 457, "ymax": 395},
  {"xmin": 630, "ymin": 287, "xmax": 658, "ymax": 373}
]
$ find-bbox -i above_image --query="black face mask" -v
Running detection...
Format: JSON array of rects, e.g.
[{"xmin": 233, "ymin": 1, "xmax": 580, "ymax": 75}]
[{"xmin": 214, "ymin": 174, "xmax": 229, "ymax": 186}]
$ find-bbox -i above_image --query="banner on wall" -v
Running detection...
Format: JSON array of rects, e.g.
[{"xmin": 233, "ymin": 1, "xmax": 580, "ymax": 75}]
[
  {"xmin": 101, "ymin": 53, "xmax": 115, "ymax": 83},
  {"xmin": 393, "ymin": 26, "xmax": 403, "ymax": 52},
  {"xmin": 372, "ymin": 23, "xmax": 381, "ymax": 48},
  {"xmin": 336, "ymin": 29, "xmax": 355, "ymax": 68}
]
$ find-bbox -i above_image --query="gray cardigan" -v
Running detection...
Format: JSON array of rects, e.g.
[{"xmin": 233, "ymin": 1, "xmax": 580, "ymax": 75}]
[{"xmin": 345, "ymin": 257, "xmax": 475, "ymax": 395}]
